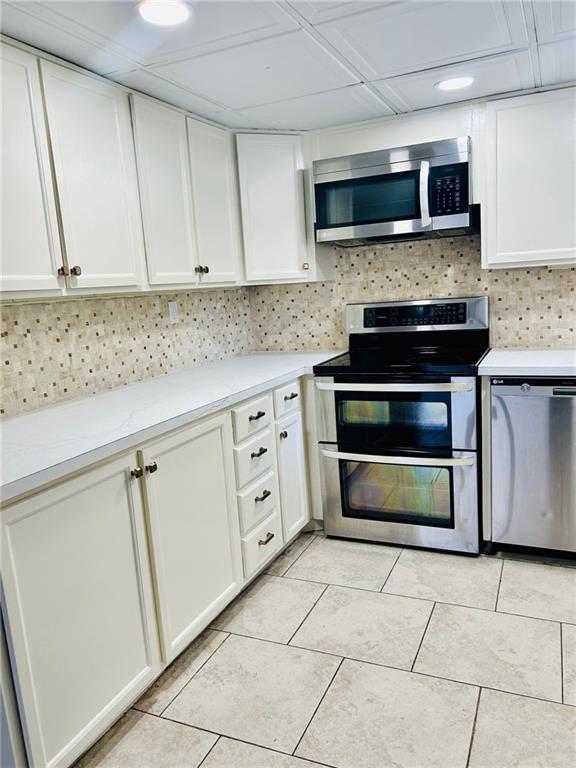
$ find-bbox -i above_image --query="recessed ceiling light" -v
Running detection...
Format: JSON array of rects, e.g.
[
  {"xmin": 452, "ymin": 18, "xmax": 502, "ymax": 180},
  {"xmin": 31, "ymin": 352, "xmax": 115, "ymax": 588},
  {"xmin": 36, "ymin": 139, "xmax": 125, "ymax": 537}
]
[
  {"xmin": 435, "ymin": 76, "xmax": 475, "ymax": 92},
  {"xmin": 138, "ymin": 0, "xmax": 190, "ymax": 26}
]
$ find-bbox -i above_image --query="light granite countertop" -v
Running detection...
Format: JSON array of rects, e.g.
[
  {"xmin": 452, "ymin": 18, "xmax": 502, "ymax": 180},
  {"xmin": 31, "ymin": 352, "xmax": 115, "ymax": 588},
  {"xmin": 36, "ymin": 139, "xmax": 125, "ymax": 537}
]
[
  {"xmin": 0, "ymin": 351, "xmax": 340, "ymax": 504},
  {"xmin": 479, "ymin": 348, "xmax": 576, "ymax": 377}
]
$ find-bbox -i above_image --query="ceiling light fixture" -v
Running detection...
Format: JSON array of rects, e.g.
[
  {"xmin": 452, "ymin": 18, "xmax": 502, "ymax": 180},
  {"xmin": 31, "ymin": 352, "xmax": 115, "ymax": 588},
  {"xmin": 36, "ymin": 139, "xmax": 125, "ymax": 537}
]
[
  {"xmin": 435, "ymin": 76, "xmax": 475, "ymax": 92},
  {"xmin": 138, "ymin": 0, "xmax": 190, "ymax": 26}
]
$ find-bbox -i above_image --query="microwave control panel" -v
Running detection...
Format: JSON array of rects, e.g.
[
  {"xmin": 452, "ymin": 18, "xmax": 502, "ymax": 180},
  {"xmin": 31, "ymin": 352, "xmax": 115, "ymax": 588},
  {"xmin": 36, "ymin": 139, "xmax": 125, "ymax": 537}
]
[{"xmin": 429, "ymin": 163, "xmax": 469, "ymax": 217}]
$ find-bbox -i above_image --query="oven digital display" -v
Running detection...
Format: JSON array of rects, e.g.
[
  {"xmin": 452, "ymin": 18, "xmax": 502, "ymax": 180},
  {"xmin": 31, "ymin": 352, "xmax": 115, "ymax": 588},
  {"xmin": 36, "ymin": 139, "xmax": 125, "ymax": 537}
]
[{"xmin": 364, "ymin": 302, "xmax": 467, "ymax": 327}]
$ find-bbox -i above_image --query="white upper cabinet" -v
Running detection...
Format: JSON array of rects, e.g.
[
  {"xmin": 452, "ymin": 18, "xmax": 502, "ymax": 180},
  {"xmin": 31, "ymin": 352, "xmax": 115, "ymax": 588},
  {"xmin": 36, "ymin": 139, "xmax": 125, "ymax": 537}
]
[
  {"xmin": 236, "ymin": 134, "xmax": 308, "ymax": 282},
  {"xmin": 0, "ymin": 45, "xmax": 63, "ymax": 293},
  {"xmin": 131, "ymin": 96, "xmax": 200, "ymax": 285},
  {"xmin": 187, "ymin": 118, "xmax": 242, "ymax": 284},
  {"xmin": 40, "ymin": 61, "xmax": 145, "ymax": 289},
  {"xmin": 482, "ymin": 88, "xmax": 576, "ymax": 268}
]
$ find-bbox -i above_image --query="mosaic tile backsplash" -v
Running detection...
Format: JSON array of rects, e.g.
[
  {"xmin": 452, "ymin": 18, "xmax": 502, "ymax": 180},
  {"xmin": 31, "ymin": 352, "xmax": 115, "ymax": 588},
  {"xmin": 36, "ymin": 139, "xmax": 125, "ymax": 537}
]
[
  {"xmin": 251, "ymin": 237, "xmax": 575, "ymax": 352},
  {"xmin": 1, "ymin": 289, "xmax": 252, "ymax": 417},
  {"xmin": 1, "ymin": 237, "xmax": 574, "ymax": 417}
]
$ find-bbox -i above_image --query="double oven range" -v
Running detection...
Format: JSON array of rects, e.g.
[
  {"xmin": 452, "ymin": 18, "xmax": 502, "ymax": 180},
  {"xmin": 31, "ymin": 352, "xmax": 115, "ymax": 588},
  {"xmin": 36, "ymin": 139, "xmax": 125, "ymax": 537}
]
[{"xmin": 314, "ymin": 297, "xmax": 489, "ymax": 554}]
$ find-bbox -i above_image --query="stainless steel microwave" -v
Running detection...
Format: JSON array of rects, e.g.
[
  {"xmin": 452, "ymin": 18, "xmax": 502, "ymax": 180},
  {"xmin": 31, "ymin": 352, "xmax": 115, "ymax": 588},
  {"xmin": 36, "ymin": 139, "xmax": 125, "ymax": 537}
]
[{"xmin": 312, "ymin": 136, "xmax": 478, "ymax": 246}]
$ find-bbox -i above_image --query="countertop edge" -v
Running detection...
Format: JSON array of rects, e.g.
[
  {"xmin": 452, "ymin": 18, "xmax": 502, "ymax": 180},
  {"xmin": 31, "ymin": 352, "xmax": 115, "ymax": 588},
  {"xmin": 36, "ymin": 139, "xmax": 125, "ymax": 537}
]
[{"xmin": 0, "ymin": 361, "xmax": 323, "ymax": 505}]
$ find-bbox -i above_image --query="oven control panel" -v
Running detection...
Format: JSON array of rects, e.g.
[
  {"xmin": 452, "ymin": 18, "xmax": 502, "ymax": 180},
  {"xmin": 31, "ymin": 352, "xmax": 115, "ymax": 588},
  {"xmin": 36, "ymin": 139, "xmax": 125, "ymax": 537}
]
[
  {"xmin": 429, "ymin": 163, "xmax": 469, "ymax": 217},
  {"xmin": 364, "ymin": 302, "xmax": 467, "ymax": 328}
]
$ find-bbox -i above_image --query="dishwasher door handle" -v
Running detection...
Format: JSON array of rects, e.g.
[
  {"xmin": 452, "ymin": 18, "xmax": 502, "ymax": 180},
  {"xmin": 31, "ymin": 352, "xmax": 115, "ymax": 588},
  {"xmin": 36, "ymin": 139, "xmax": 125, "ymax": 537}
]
[{"xmin": 553, "ymin": 388, "xmax": 576, "ymax": 396}]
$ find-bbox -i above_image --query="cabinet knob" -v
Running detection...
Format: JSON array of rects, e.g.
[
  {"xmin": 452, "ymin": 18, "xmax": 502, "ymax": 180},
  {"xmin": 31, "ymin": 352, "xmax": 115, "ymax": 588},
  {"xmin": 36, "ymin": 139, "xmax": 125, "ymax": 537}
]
[
  {"xmin": 131, "ymin": 466, "xmax": 144, "ymax": 479},
  {"xmin": 57, "ymin": 265, "xmax": 70, "ymax": 277},
  {"xmin": 302, "ymin": 262, "xmax": 310, "ymax": 271},
  {"xmin": 249, "ymin": 410, "xmax": 266, "ymax": 422},
  {"xmin": 258, "ymin": 532, "xmax": 275, "ymax": 547},
  {"xmin": 194, "ymin": 265, "xmax": 204, "ymax": 274},
  {"xmin": 280, "ymin": 430, "xmax": 288, "ymax": 439},
  {"xmin": 284, "ymin": 392, "xmax": 298, "ymax": 401},
  {"xmin": 145, "ymin": 461, "xmax": 158, "ymax": 474},
  {"xmin": 70, "ymin": 265, "xmax": 82, "ymax": 276},
  {"xmin": 255, "ymin": 489, "xmax": 271, "ymax": 503},
  {"xmin": 250, "ymin": 447, "xmax": 268, "ymax": 459},
  {"xmin": 203, "ymin": 265, "xmax": 210, "ymax": 274}
]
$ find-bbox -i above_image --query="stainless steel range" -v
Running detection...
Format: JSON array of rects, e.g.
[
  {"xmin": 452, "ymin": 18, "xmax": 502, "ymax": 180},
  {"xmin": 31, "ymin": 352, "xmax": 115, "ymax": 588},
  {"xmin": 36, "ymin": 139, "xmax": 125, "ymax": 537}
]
[{"xmin": 313, "ymin": 297, "xmax": 489, "ymax": 554}]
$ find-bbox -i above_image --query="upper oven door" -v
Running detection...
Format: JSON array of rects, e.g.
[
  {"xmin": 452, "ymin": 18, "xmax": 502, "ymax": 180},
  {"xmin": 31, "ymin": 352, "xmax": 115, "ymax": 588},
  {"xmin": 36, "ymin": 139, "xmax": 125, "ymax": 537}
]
[{"xmin": 315, "ymin": 377, "xmax": 477, "ymax": 452}]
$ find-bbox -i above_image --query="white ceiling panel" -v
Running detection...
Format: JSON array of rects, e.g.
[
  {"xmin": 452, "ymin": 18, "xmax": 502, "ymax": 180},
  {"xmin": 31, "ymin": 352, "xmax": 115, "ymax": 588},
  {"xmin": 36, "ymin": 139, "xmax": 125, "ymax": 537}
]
[
  {"xmin": 111, "ymin": 69, "xmax": 228, "ymax": 115},
  {"xmin": 153, "ymin": 29, "xmax": 359, "ymax": 110},
  {"xmin": 533, "ymin": 0, "xmax": 576, "ymax": 43},
  {"xmin": 234, "ymin": 84, "xmax": 394, "ymax": 129},
  {"xmin": 0, "ymin": 1, "xmax": 136, "ymax": 74},
  {"xmin": 3, "ymin": 1, "xmax": 299, "ymax": 73},
  {"xmin": 286, "ymin": 1, "xmax": 388, "ymax": 24},
  {"xmin": 315, "ymin": 1, "xmax": 531, "ymax": 80},
  {"xmin": 374, "ymin": 51, "xmax": 536, "ymax": 111},
  {"xmin": 539, "ymin": 39, "xmax": 576, "ymax": 85},
  {"xmin": 208, "ymin": 109, "xmax": 288, "ymax": 130}
]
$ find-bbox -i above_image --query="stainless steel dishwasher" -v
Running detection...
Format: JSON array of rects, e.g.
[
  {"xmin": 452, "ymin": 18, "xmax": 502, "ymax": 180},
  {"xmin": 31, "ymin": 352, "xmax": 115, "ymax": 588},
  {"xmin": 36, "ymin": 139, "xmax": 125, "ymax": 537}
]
[{"xmin": 491, "ymin": 378, "xmax": 576, "ymax": 552}]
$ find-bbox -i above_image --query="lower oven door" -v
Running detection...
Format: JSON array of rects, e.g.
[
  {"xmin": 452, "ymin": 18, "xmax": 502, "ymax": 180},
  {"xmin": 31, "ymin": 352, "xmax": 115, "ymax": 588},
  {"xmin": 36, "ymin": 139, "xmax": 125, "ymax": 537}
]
[{"xmin": 320, "ymin": 445, "xmax": 478, "ymax": 553}]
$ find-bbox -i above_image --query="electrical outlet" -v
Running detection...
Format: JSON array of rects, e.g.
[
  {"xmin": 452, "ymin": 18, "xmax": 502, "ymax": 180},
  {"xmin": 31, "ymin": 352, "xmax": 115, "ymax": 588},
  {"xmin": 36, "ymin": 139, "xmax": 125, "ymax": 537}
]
[{"xmin": 168, "ymin": 301, "xmax": 179, "ymax": 324}]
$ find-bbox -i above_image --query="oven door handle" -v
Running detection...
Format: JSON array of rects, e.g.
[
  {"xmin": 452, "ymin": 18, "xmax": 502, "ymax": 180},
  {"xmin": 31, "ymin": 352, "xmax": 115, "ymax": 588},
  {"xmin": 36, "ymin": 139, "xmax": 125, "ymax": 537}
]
[
  {"xmin": 315, "ymin": 382, "xmax": 474, "ymax": 393},
  {"xmin": 320, "ymin": 448, "xmax": 474, "ymax": 467}
]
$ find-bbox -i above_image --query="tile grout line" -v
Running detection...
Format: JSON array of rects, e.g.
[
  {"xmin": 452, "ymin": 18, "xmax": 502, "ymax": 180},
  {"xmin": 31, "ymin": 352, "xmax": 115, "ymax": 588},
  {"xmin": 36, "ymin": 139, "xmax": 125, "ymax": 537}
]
[
  {"xmin": 410, "ymin": 601, "xmax": 436, "ymax": 672},
  {"xmin": 465, "ymin": 688, "xmax": 482, "ymax": 768},
  {"xmin": 494, "ymin": 558, "xmax": 505, "ymax": 611},
  {"xmin": 196, "ymin": 734, "xmax": 221, "ymax": 768},
  {"xmin": 560, "ymin": 623, "xmax": 565, "ymax": 704},
  {"xmin": 277, "ymin": 533, "xmax": 318, "ymax": 577},
  {"xmin": 379, "ymin": 547, "xmax": 404, "ymax": 592},
  {"xmin": 291, "ymin": 657, "xmax": 345, "ymax": 759},
  {"xmin": 281, "ymin": 534, "xmax": 322, "ymax": 579},
  {"xmin": 287, "ymin": 583, "xmax": 330, "ymax": 645}
]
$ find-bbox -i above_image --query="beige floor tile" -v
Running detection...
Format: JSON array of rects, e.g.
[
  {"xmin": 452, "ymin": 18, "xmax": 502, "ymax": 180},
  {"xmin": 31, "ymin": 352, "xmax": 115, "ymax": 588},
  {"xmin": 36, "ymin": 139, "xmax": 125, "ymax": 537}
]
[
  {"xmin": 414, "ymin": 603, "xmax": 562, "ymax": 701},
  {"xmin": 468, "ymin": 689, "xmax": 576, "ymax": 767},
  {"xmin": 284, "ymin": 536, "xmax": 401, "ymax": 591},
  {"xmin": 211, "ymin": 575, "xmax": 325, "ymax": 643},
  {"xmin": 202, "ymin": 737, "xmax": 322, "ymax": 767},
  {"xmin": 383, "ymin": 549, "xmax": 502, "ymax": 609},
  {"xmin": 290, "ymin": 585, "xmax": 433, "ymax": 669},
  {"xmin": 563, "ymin": 623, "xmax": 576, "ymax": 706},
  {"xmin": 77, "ymin": 710, "xmax": 216, "ymax": 768},
  {"xmin": 163, "ymin": 634, "xmax": 340, "ymax": 754},
  {"xmin": 266, "ymin": 534, "xmax": 315, "ymax": 576},
  {"xmin": 296, "ymin": 658, "xmax": 478, "ymax": 768},
  {"xmin": 497, "ymin": 560, "xmax": 576, "ymax": 624},
  {"xmin": 134, "ymin": 630, "xmax": 228, "ymax": 715}
]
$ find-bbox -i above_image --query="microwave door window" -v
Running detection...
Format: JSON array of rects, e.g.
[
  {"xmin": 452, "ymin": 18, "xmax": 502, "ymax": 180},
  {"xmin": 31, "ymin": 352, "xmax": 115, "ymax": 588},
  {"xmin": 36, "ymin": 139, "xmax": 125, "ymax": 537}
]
[
  {"xmin": 316, "ymin": 170, "xmax": 420, "ymax": 229},
  {"xmin": 341, "ymin": 461, "xmax": 454, "ymax": 528}
]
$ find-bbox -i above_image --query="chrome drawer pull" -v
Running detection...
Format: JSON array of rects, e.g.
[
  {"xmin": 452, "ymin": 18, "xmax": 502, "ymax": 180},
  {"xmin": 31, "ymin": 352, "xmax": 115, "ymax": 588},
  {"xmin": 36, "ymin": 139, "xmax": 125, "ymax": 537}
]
[
  {"xmin": 258, "ymin": 532, "xmax": 275, "ymax": 546},
  {"xmin": 145, "ymin": 461, "xmax": 158, "ymax": 474},
  {"xmin": 284, "ymin": 392, "xmax": 298, "ymax": 401},
  {"xmin": 130, "ymin": 466, "xmax": 143, "ymax": 478},
  {"xmin": 249, "ymin": 410, "xmax": 266, "ymax": 422},
  {"xmin": 255, "ymin": 489, "xmax": 271, "ymax": 503},
  {"xmin": 251, "ymin": 447, "xmax": 268, "ymax": 459}
]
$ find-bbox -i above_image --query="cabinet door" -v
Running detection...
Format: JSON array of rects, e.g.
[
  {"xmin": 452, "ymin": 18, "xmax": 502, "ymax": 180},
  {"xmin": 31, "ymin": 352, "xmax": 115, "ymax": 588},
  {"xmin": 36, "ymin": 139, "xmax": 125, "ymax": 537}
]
[
  {"xmin": 140, "ymin": 413, "xmax": 243, "ymax": 663},
  {"xmin": 40, "ymin": 61, "xmax": 145, "ymax": 289},
  {"xmin": 236, "ymin": 134, "xmax": 308, "ymax": 281},
  {"xmin": 483, "ymin": 88, "xmax": 576, "ymax": 268},
  {"xmin": 187, "ymin": 119, "xmax": 242, "ymax": 284},
  {"xmin": 131, "ymin": 97, "xmax": 199, "ymax": 285},
  {"xmin": 276, "ymin": 410, "xmax": 310, "ymax": 541},
  {"xmin": 1, "ymin": 456, "xmax": 161, "ymax": 768},
  {"xmin": 0, "ymin": 45, "xmax": 62, "ymax": 293}
]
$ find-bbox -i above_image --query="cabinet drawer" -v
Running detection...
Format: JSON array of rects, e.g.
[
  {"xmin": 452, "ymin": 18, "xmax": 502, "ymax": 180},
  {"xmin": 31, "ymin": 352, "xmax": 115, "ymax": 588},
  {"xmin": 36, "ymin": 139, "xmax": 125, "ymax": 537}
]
[
  {"xmin": 237, "ymin": 470, "xmax": 277, "ymax": 535},
  {"xmin": 274, "ymin": 380, "xmax": 301, "ymax": 419},
  {"xmin": 234, "ymin": 428, "xmax": 274, "ymax": 489},
  {"xmin": 242, "ymin": 510, "xmax": 283, "ymax": 579},
  {"xmin": 232, "ymin": 394, "xmax": 273, "ymax": 444}
]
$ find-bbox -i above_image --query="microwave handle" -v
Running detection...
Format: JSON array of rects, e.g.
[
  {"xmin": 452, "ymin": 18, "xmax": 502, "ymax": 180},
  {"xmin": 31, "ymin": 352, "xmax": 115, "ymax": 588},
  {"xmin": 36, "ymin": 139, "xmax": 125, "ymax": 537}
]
[
  {"xmin": 320, "ymin": 447, "xmax": 474, "ymax": 468},
  {"xmin": 315, "ymin": 382, "xmax": 474, "ymax": 393},
  {"xmin": 419, "ymin": 160, "xmax": 431, "ymax": 227}
]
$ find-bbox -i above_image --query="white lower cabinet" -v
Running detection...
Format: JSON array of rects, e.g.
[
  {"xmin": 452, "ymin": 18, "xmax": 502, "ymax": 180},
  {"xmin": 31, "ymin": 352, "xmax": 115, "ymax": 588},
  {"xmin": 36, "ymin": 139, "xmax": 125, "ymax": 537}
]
[
  {"xmin": 276, "ymin": 409, "xmax": 310, "ymax": 541},
  {"xmin": 0, "ymin": 455, "xmax": 161, "ymax": 768},
  {"xmin": 139, "ymin": 413, "xmax": 243, "ymax": 663}
]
